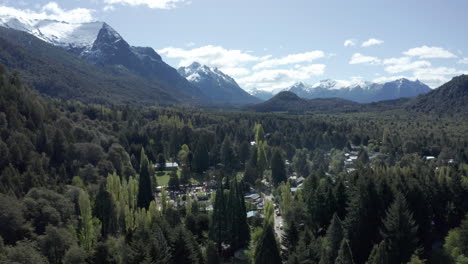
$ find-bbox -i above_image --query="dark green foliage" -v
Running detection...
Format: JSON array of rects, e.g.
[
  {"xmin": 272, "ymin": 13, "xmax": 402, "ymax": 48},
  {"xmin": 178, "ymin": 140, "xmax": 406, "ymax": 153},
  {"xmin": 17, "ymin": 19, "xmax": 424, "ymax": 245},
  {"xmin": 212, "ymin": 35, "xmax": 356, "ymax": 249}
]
[
  {"xmin": 408, "ymin": 74, "xmax": 468, "ymax": 115},
  {"xmin": 128, "ymin": 225, "xmax": 171, "ymax": 264},
  {"xmin": 137, "ymin": 148, "xmax": 153, "ymax": 209},
  {"xmin": 171, "ymin": 226, "xmax": 200, "ymax": 264},
  {"xmin": 2, "ymin": 239, "xmax": 48, "ymax": 264},
  {"xmin": 205, "ymin": 241, "xmax": 220, "ymax": 264},
  {"xmin": 320, "ymin": 214, "xmax": 344, "ymax": 264},
  {"xmin": 282, "ymin": 219, "xmax": 300, "ymax": 254},
  {"xmin": 227, "ymin": 179, "xmax": 250, "ymax": 250},
  {"xmin": 254, "ymin": 223, "xmax": 282, "ymax": 264},
  {"xmin": 380, "ymin": 193, "xmax": 419, "ymax": 264},
  {"xmin": 0, "ymin": 193, "xmax": 31, "ymax": 245},
  {"xmin": 157, "ymin": 153, "xmax": 166, "ymax": 172},
  {"xmin": 220, "ymin": 136, "xmax": 238, "ymax": 172},
  {"xmin": 271, "ymin": 149, "xmax": 287, "ymax": 186},
  {"xmin": 249, "ymin": 91, "xmax": 358, "ymax": 113},
  {"xmin": 0, "ymin": 67, "xmax": 467, "ymax": 264},
  {"xmin": 94, "ymin": 185, "xmax": 118, "ymax": 237},
  {"xmin": 168, "ymin": 170, "xmax": 180, "ymax": 190},
  {"xmin": 209, "ymin": 185, "xmax": 227, "ymax": 250},
  {"xmin": 366, "ymin": 241, "xmax": 389, "ymax": 264},
  {"xmin": 335, "ymin": 239, "xmax": 355, "ymax": 264},
  {"xmin": 63, "ymin": 246, "xmax": 88, "ymax": 264},
  {"xmin": 40, "ymin": 225, "xmax": 76, "ymax": 264}
]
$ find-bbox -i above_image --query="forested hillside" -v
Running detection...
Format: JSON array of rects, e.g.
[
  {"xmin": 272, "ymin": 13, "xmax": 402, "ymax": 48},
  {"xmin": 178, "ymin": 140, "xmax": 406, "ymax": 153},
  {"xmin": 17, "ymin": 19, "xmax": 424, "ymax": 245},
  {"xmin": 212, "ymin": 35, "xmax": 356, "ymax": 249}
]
[{"xmin": 0, "ymin": 67, "xmax": 467, "ymax": 264}]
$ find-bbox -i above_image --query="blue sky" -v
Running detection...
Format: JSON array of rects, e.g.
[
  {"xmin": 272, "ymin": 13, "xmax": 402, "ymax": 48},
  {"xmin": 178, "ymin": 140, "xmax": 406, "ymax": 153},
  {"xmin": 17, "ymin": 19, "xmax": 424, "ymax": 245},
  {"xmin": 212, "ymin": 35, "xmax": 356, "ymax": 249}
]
[{"xmin": 2, "ymin": 0, "xmax": 468, "ymax": 91}]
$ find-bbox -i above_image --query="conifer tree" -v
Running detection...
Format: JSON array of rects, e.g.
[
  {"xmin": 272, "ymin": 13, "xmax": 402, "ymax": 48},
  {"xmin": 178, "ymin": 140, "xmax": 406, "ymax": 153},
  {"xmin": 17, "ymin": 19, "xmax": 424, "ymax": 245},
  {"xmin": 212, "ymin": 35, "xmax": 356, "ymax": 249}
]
[
  {"xmin": 320, "ymin": 213, "xmax": 344, "ymax": 264},
  {"xmin": 254, "ymin": 222, "xmax": 281, "ymax": 264},
  {"xmin": 209, "ymin": 185, "xmax": 227, "ymax": 251},
  {"xmin": 366, "ymin": 241, "xmax": 389, "ymax": 264},
  {"xmin": 271, "ymin": 149, "xmax": 286, "ymax": 186},
  {"xmin": 335, "ymin": 239, "xmax": 354, "ymax": 264},
  {"xmin": 381, "ymin": 193, "xmax": 419, "ymax": 264},
  {"xmin": 137, "ymin": 148, "xmax": 153, "ymax": 209},
  {"xmin": 94, "ymin": 184, "xmax": 118, "ymax": 237}
]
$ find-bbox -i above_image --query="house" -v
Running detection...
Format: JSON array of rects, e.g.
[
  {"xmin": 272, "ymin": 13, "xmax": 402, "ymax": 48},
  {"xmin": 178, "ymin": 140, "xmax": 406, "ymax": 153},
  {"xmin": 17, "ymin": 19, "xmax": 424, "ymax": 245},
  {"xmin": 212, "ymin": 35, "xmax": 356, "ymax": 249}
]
[
  {"xmin": 244, "ymin": 193, "xmax": 260, "ymax": 203},
  {"xmin": 155, "ymin": 162, "xmax": 179, "ymax": 171}
]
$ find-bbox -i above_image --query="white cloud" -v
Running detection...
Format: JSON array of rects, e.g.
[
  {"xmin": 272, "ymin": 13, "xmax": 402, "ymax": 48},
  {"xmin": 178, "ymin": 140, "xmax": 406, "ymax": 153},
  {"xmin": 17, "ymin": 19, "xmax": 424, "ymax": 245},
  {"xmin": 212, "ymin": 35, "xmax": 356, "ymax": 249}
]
[
  {"xmin": 237, "ymin": 64, "xmax": 326, "ymax": 91},
  {"xmin": 382, "ymin": 57, "xmax": 431, "ymax": 74},
  {"xmin": 403, "ymin": 45, "xmax": 456, "ymax": 59},
  {"xmin": 252, "ymin": 50, "xmax": 325, "ymax": 70},
  {"xmin": 349, "ymin": 53, "xmax": 381, "ymax": 65},
  {"xmin": 219, "ymin": 67, "xmax": 250, "ymax": 77},
  {"xmin": 362, "ymin": 38, "xmax": 384, "ymax": 47},
  {"xmin": 0, "ymin": 2, "xmax": 94, "ymax": 23},
  {"xmin": 344, "ymin": 39, "xmax": 356, "ymax": 47},
  {"xmin": 458, "ymin": 58, "xmax": 468, "ymax": 64},
  {"xmin": 157, "ymin": 45, "xmax": 264, "ymax": 68},
  {"xmin": 103, "ymin": 0, "xmax": 188, "ymax": 9}
]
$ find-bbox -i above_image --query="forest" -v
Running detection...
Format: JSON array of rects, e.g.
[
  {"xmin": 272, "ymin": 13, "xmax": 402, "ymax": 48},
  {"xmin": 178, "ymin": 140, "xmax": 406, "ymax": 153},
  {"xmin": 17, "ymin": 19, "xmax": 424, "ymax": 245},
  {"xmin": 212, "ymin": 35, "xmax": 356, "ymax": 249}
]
[{"xmin": 0, "ymin": 66, "xmax": 467, "ymax": 264}]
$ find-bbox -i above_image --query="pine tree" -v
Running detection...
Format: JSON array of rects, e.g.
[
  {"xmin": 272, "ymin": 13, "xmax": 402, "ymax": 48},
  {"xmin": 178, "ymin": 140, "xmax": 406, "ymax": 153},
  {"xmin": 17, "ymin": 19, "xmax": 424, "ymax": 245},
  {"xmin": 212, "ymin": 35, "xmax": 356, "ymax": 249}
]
[
  {"xmin": 282, "ymin": 219, "xmax": 299, "ymax": 253},
  {"xmin": 320, "ymin": 213, "xmax": 344, "ymax": 264},
  {"xmin": 220, "ymin": 137, "xmax": 237, "ymax": 172},
  {"xmin": 254, "ymin": 222, "xmax": 282, "ymax": 264},
  {"xmin": 205, "ymin": 241, "xmax": 220, "ymax": 264},
  {"xmin": 168, "ymin": 170, "xmax": 180, "ymax": 190},
  {"xmin": 209, "ymin": 185, "xmax": 227, "ymax": 251},
  {"xmin": 94, "ymin": 184, "xmax": 118, "ymax": 238},
  {"xmin": 193, "ymin": 136, "xmax": 210, "ymax": 173},
  {"xmin": 381, "ymin": 193, "xmax": 419, "ymax": 264},
  {"xmin": 137, "ymin": 148, "xmax": 153, "ymax": 209},
  {"xmin": 335, "ymin": 239, "xmax": 354, "ymax": 264},
  {"xmin": 344, "ymin": 176, "xmax": 381, "ymax": 264},
  {"xmin": 271, "ymin": 149, "xmax": 287, "ymax": 186},
  {"xmin": 227, "ymin": 179, "xmax": 250, "ymax": 250},
  {"xmin": 366, "ymin": 241, "xmax": 389, "ymax": 264},
  {"xmin": 157, "ymin": 153, "xmax": 165, "ymax": 172},
  {"xmin": 171, "ymin": 226, "xmax": 199, "ymax": 264}
]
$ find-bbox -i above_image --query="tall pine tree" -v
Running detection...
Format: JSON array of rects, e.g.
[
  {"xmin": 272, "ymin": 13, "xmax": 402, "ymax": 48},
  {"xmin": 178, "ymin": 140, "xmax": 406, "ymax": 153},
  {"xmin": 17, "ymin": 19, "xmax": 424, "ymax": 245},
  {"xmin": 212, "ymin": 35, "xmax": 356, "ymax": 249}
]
[{"xmin": 137, "ymin": 148, "xmax": 153, "ymax": 209}]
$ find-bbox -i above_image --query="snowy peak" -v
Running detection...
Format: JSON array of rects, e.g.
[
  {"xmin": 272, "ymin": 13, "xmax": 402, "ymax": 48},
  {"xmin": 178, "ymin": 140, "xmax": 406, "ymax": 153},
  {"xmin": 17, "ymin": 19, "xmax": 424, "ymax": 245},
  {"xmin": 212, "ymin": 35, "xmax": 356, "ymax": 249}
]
[
  {"xmin": 178, "ymin": 62, "xmax": 236, "ymax": 84},
  {"xmin": 178, "ymin": 62, "xmax": 260, "ymax": 104},
  {"xmin": 0, "ymin": 16, "xmax": 106, "ymax": 51},
  {"xmin": 284, "ymin": 78, "xmax": 431, "ymax": 103}
]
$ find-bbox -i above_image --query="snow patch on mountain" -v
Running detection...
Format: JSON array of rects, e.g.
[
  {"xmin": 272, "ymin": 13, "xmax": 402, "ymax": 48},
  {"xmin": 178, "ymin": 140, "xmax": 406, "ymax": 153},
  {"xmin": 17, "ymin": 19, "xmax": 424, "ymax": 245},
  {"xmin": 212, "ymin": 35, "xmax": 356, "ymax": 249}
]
[{"xmin": 0, "ymin": 15, "xmax": 105, "ymax": 51}]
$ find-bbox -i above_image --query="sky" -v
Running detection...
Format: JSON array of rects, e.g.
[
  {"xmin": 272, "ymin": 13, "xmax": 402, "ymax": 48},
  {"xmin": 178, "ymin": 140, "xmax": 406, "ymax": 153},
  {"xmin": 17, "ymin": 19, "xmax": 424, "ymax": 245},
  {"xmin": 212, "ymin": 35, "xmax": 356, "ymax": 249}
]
[{"xmin": 1, "ymin": 0, "xmax": 468, "ymax": 91}]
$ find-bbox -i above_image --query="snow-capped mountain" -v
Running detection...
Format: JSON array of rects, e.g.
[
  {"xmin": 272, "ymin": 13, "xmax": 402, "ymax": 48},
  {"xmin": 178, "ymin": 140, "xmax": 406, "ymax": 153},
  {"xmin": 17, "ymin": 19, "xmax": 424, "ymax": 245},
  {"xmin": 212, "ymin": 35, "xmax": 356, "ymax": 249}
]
[
  {"xmin": 178, "ymin": 62, "xmax": 260, "ymax": 104},
  {"xmin": 247, "ymin": 88, "xmax": 275, "ymax": 101},
  {"xmin": 286, "ymin": 78, "xmax": 431, "ymax": 103},
  {"xmin": 0, "ymin": 16, "xmax": 204, "ymax": 101},
  {"xmin": 0, "ymin": 16, "xmax": 104, "ymax": 53}
]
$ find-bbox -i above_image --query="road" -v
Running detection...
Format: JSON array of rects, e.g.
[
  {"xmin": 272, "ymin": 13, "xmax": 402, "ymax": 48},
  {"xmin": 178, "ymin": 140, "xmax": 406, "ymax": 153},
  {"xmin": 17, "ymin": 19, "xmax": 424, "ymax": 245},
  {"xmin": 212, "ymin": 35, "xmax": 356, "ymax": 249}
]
[{"xmin": 263, "ymin": 193, "xmax": 284, "ymax": 241}]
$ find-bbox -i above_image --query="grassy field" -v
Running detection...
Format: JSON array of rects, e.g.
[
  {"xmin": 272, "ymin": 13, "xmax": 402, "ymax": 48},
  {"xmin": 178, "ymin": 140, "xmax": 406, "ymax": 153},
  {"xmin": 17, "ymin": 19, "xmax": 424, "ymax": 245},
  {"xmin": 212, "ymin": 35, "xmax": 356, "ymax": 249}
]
[{"xmin": 155, "ymin": 170, "xmax": 206, "ymax": 186}]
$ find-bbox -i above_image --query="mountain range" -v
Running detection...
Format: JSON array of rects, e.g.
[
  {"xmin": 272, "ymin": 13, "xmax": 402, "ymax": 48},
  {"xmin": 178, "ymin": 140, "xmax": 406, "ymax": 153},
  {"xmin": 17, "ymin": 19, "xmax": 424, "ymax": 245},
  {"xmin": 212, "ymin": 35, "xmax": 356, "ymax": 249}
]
[
  {"xmin": 250, "ymin": 75, "xmax": 468, "ymax": 116},
  {"xmin": 0, "ymin": 16, "xmax": 259, "ymax": 105},
  {"xmin": 285, "ymin": 78, "xmax": 431, "ymax": 103},
  {"xmin": 0, "ymin": 15, "xmax": 463, "ymax": 114}
]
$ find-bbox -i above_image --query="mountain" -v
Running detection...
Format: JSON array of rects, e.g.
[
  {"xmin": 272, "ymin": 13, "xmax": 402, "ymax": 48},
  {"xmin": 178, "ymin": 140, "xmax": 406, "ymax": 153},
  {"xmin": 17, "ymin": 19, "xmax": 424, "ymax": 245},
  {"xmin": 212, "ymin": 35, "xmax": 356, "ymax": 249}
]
[
  {"xmin": 408, "ymin": 75, "xmax": 468, "ymax": 115},
  {"xmin": 249, "ymin": 91, "xmax": 358, "ymax": 113},
  {"xmin": 0, "ymin": 17, "xmax": 206, "ymax": 102},
  {"xmin": 178, "ymin": 62, "xmax": 260, "ymax": 104},
  {"xmin": 247, "ymin": 88, "xmax": 275, "ymax": 101},
  {"xmin": 0, "ymin": 26, "xmax": 180, "ymax": 105},
  {"xmin": 286, "ymin": 78, "xmax": 431, "ymax": 103}
]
